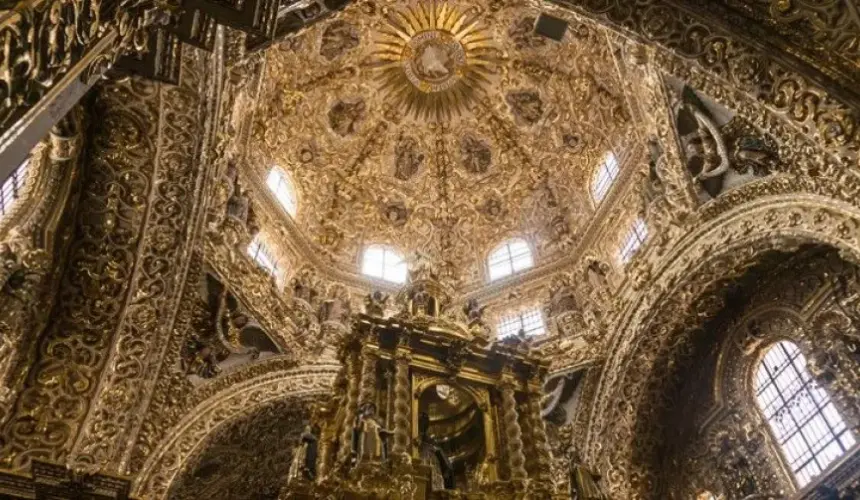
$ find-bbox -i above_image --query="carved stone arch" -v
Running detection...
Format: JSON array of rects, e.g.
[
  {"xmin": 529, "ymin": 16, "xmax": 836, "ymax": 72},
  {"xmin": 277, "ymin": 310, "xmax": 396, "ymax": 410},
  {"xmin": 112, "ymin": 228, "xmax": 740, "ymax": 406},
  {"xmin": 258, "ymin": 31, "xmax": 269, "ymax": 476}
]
[
  {"xmin": 584, "ymin": 194, "xmax": 860, "ymax": 497},
  {"xmin": 133, "ymin": 362, "xmax": 339, "ymax": 499}
]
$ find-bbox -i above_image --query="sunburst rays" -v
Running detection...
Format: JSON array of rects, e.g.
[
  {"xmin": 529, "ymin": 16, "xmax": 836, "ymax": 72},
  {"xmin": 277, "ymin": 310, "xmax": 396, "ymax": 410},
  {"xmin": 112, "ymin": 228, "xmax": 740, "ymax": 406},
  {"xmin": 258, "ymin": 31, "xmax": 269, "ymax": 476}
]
[{"xmin": 372, "ymin": 1, "xmax": 501, "ymax": 121}]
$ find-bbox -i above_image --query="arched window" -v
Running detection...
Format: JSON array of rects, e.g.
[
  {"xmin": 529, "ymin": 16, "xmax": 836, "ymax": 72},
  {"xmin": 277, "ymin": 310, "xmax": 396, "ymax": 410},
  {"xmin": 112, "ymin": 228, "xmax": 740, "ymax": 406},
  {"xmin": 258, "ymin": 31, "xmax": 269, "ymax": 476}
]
[
  {"xmin": 247, "ymin": 235, "xmax": 281, "ymax": 279},
  {"xmin": 0, "ymin": 158, "xmax": 29, "ymax": 223},
  {"xmin": 361, "ymin": 245, "xmax": 407, "ymax": 284},
  {"xmin": 497, "ymin": 307, "xmax": 546, "ymax": 339},
  {"xmin": 487, "ymin": 238, "xmax": 533, "ymax": 281},
  {"xmin": 266, "ymin": 168, "xmax": 298, "ymax": 217},
  {"xmin": 618, "ymin": 217, "xmax": 648, "ymax": 264},
  {"xmin": 696, "ymin": 491, "xmax": 718, "ymax": 500},
  {"xmin": 755, "ymin": 340, "xmax": 856, "ymax": 487},
  {"xmin": 591, "ymin": 151, "xmax": 619, "ymax": 204}
]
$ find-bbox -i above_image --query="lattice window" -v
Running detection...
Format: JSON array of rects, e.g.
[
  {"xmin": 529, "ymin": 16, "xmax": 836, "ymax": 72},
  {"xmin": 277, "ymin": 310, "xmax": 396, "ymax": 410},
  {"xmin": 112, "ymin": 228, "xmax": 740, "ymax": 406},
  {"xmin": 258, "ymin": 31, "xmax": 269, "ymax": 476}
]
[
  {"xmin": 267, "ymin": 168, "xmax": 298, "ymax": 217},
  {"xmin": 755, "ymin": 340, "xmax": 856, "ymax": 487},
  {"xmin": 361, "ymin": 245, "xmax": 407, "ymax": 284},
  {"xmin": 618, "ymin": 217, "xmax": 648, "ymax": 264},
  {"xmin": 487, "ymin": 238, "xmax": 534, "ymax": 281},
  {"xmin": 496, "ymin": 307, "xmax": 546, "ymax": 339},
  {"xmin": 247, "ymin": 235, "xmax": 280, "ymax": 278},
  {"xmin": 591, "ymin": 151, "xmax": 619, "ymax": 203},
  {"xmin": 0, "ymin": 158, "xmax": 29, "ymax": 223}
]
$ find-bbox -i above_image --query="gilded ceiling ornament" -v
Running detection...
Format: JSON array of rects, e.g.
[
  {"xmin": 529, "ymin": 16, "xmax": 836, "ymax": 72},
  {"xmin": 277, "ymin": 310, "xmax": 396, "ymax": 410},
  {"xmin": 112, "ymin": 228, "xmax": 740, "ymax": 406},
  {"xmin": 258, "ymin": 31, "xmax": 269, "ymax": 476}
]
[
  {"xmin": 327, "ymin": 98, "xmax": 367, "ymax": 137},
  {"xmin": 319, "ymin": 20, "xmax": 360, "ymax": 61},
  {"xmin": 506, "ymin": 90, "xmax": 544, "ymax": 126},
  {"xmin": 393, "ymin": 134, "xmax": 425, "ymax": 180},
  {"xmin": 460, "ymin": 134, "xmax": 492, "ymax": 174},
  {"xmin": 381, "ymin": 200, "xmax": 410, "ymax": 226},
  {"xmin": 508, "ymin": 16, "xmax": 547, "ymax": 50},
  {"xmin": 372, "ymin": 1, "xmax": 502, "ymax": 120}
]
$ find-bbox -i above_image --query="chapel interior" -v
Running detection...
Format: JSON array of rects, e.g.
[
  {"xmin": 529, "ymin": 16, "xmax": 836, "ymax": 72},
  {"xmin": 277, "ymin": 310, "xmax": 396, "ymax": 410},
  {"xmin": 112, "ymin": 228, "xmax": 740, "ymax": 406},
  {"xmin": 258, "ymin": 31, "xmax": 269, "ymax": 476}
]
[{"xmin": 0, "ymin": 0, "xmax": 859, "ymax": 499}]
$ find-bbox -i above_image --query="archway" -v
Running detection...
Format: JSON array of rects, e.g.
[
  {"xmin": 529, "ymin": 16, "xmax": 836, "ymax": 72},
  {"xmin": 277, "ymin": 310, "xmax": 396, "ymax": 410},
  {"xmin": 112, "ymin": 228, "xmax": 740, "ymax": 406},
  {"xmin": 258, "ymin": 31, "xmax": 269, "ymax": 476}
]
[
  {"xmin": 585, "ymin": 193, "xmax": 860, "ymax": 498},
  {"xmin": 133, "ymin": 363, "xmax": 338, "ymax": 499}
]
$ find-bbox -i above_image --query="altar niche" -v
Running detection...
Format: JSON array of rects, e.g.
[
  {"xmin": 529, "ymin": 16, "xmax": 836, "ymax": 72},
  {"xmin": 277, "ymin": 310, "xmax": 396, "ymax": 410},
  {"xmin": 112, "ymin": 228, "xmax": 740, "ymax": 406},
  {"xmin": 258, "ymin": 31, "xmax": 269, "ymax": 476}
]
[{"xmin": 281, "ymin": 297, "xmax": 559, "ymax": 499}]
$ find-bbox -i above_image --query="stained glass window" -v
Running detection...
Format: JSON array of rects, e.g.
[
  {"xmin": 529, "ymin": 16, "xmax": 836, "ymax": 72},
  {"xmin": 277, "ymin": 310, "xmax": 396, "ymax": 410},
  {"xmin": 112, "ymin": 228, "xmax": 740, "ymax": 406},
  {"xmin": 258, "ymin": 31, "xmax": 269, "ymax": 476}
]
[
  {"xmin": 497, "ymin": 307, "xmax": 546, "ymax": 339},
  {"xmin": 619, "ymin": 218, "xmax": 648, "ymax": 264},
  {"xmin": 0, "ymin": 158, "xmax": 29, "ymax": 223},
  {"xmin": 267, "ymin": 168, "xmax": 298, "ymax": 217},
  {"xmin": 755, "ymin": 340, "xmax": 856, "ymax": 487},
  {"xmin": 361, "ymin": 245, "xmax": 407, "ymax": 284},
  {"xmin": 488, "ymin": 238, "xmax": 534, "ymax": 281},
  {"xmin": 591, "ymin": 151, "xmax": 619, "ymax": 203}
]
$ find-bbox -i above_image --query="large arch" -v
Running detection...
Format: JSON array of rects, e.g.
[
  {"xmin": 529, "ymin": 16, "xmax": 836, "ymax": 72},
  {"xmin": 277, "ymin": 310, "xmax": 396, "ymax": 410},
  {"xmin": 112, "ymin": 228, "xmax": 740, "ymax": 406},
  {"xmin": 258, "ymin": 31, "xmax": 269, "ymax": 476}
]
[
  {"xmin": 133, "ymin": 362, "xmax": 339, "ymax": 499},
  {"xmin": 584, "ymin": 187, "xmax": 860, "ymax": 497}
]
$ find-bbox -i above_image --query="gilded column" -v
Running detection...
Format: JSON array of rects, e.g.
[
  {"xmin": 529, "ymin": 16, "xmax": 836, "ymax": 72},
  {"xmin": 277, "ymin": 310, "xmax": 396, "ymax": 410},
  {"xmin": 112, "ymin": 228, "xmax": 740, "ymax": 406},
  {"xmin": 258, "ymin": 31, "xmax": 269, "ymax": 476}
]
[
  {"xmin": 391, "ymin": 343, "xmax": 412, "ymax": 463},
  {"xmin": 337, "ymin": 352, "xmax": 361, "ymax": 464},
  {"xmin": 526, "ymin": 388, "xmax": 552, "ymax": 482},
  {"xmin": 357, "ymin": 345, "xmax": 378, "ymax": 409},
  {"xmin": 500, "ymin": 370, "xmax": 527, "ymax": 481},
  {"xmin": 317, "ymin": 420, "xmax": 334, "ymax": 480}
]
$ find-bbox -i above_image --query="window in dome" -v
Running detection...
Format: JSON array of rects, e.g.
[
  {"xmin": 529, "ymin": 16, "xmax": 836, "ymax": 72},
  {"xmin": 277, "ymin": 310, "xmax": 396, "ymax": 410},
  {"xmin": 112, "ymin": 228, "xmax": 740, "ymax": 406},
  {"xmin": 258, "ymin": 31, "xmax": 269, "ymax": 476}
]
[
  {"xmin": 497, "ymin": 307, "xmax": 546, "ymax": 339},
  {"xmin": 591, "ymin": 151, "xmax": 619, "ymax": 204},
  {"xmin": 361, "ymin": 245, "xmax": 407, "ymax": 284},
  {"xmin": 266, "ymin": 168, "xmax": 298, "ymax": 217},
  {"xmin": 0, "ymin": 158, "xmax": 29, "ymax": 223},
  {"xmin": 755, "ymin": 340, "xmax": 856, "ymax": 487},
  {"xmin": 618, "ymin": 217, "xmax": 648, "ymax": 264},
  {"xmin": 696, "ymin": 492, "xmax": 718, "ymax": 500},
  {"xmin": 487, "ymin": 238, "xmax": 534, "ymax": 281},
  {"xmin": 247, "ymin": 235, "xmax": 281, "ymax": 278}
]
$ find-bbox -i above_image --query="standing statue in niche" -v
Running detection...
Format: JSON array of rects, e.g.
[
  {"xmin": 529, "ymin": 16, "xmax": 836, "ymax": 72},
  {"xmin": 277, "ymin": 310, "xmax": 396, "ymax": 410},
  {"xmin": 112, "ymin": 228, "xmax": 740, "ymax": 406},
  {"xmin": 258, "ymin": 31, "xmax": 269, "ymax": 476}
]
[
  {"xmin": 353, "ymin": 403, "xmax": 393, "ymax": 464},
  {"xmin": 288, "ymin": 425, "xmax": 320, "ymax": 483},
  {"xmin": 418, "ymin": 411, "xmax": 455, "ymax": 491}
]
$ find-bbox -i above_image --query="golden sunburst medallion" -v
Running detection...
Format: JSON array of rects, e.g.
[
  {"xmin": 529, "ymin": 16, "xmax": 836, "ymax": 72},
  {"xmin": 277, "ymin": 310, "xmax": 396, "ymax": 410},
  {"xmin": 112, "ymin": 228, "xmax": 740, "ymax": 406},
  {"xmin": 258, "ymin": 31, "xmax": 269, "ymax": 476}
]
[{"xmin": 372, "ymin": 1, "xmax": 501, "ymax": 121}]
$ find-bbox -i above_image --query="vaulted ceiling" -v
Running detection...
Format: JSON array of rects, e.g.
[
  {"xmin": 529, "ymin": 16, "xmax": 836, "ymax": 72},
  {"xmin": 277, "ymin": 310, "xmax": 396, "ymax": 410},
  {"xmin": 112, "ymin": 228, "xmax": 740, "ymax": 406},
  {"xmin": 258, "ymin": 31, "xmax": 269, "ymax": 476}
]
[{"xmin": 247, "ymin": 0, "xmax": 641, "ymax": 287}]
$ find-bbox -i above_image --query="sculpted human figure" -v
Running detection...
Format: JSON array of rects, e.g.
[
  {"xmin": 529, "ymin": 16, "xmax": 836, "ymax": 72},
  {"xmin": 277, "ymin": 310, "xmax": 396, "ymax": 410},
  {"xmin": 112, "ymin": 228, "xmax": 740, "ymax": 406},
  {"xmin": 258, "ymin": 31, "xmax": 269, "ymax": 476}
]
[
  {"xmin": 364, "ymin": 290, "xmax": 388, "ymax": 317},
  {"xmin": 353, "ymin": 403, "xmax": 392, "ymax": 464}
]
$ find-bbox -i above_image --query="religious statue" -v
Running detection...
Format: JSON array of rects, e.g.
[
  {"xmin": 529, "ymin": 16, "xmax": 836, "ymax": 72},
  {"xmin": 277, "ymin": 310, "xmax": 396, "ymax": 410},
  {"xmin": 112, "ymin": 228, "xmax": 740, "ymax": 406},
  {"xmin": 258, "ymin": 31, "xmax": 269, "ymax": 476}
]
[
  {"xmin": 353, "ymin": 403, "xmax": 393, "ymax": 464},
  {"xmin": 410, "ymin": 283, "xmax": 433, "ymax": 316},
  {"xmin": 300, "ymin": 425, "xmax": 319, "ymax": 480},
  {"xmin": 288, "ymin": 425, "xmax": 320, "ymax": 483},
  {"xmin": 319, "ymin": 284, "xmax": 351, "ymax": 324},
  {"xmin": 463, "ymin": 298, "xmax": 490, "ymax": 338},
  {"xmin": 364, "ymin": 291, "xmax": 389, "ymax": 317},
  {"xmin": 418, "ymin": 414, "xmax": 455, "ymax": 492},
  {"xmin": 291, "ymin": 268, "xmax": 320, "ymax": 306}
]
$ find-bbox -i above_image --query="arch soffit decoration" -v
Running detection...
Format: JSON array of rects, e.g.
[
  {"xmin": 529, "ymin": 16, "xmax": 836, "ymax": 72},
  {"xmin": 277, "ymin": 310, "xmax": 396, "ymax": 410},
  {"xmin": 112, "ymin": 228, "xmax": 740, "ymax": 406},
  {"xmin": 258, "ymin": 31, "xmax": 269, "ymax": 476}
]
[
  {"xmin": 583, "ymin": 193, "xmax": 860, "ymax": 487},
  {"xmin": 133, "ymin": 362, "xmax": 339, "ymax": 500}
]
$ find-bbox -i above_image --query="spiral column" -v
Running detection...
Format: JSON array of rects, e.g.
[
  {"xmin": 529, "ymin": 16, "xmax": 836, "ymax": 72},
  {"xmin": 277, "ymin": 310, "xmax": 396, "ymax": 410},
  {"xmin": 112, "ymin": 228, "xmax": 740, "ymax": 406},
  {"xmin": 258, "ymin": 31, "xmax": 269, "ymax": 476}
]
[
  {"xmin": 500, "ymin": 371, "xmax": 527, "ymax": 481},
  {"xmin": 527, "ymin": 388, "xmax": 552, "ymax": 481},
  {"xmin": 337, "ymin": 352, "xmax": 361, "ymax": 464},
  {"xmin": 357, "ymin": 345, "xmax": 378, "ymax": 409},
  {"xmin": 391, "ymin": 346, "xmax": 412, "ymax": 464}
]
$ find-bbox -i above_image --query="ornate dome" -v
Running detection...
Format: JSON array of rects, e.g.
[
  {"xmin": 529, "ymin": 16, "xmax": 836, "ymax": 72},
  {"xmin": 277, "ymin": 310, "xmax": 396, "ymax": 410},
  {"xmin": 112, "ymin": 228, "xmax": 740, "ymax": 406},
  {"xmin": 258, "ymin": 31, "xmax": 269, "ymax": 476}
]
[{"xmin": 249, "ymin": 0, "xmax": 636, "ymax": 287}]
